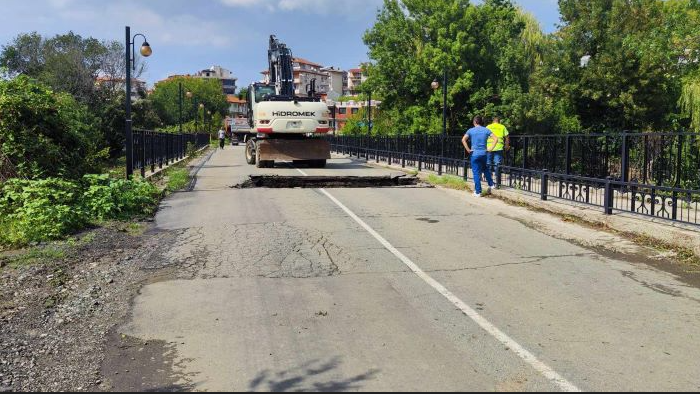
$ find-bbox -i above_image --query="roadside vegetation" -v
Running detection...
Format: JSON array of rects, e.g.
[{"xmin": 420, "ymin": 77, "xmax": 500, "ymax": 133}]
[
  {"xmin": 426, "ymin": 174, "xmax": 471, "ymax": 191},
  {"xmin": 0, "ymin": 32, "xmax": 220, "ymax": 251},
  {"xmin": 354, "ymin": 0, "xmax": 700, "ymax": 136}
]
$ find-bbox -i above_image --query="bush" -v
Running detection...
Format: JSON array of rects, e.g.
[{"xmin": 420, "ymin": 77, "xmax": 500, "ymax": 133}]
[
  {"xmin": 81, "ymin": 174, "xmax": 161, "ymax": 221},
  {"xmin": 0, "ymin": 175, "xmax": 161, "ymax": 247},
  {"xmin": 0, "ymin": 178, "xmax": 86, "ymax": 245},
  {"xmin": 0, "ymin": 76, "xmax": 104, "ymax": 179}
]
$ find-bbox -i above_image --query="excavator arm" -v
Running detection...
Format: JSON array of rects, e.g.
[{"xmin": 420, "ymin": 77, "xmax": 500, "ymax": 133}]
[{"xmin": 268, "ymin": 35, "xmax": 295, "ymax": 98}]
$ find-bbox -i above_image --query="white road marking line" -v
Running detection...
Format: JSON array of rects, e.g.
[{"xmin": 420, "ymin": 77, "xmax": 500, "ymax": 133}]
[{"xmin": 294, "ymin": 166, "xmax": 581, "ymax": 392}]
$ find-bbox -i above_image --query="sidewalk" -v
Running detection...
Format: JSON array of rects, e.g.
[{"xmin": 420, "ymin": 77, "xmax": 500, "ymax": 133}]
[{"xmin": 341, "ymin": 153, "xmax": 700, "ymax": 260}]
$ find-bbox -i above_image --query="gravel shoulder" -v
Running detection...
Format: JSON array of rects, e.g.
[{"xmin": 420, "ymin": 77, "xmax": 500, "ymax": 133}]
[{"xmin": 0, "ymin": 150, "xmax": 213, "ymax": 392}]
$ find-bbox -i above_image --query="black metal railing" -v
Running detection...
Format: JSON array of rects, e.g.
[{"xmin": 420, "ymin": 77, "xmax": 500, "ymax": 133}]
[
  {"xmin": 328, "ymin": 134, "xmax": 700, "ymax": 226},
  {"xmin": 132, "ymin": 130, "xmax": 210, "ymax": 177},
  {"xmin": 329, "ymin": 132, "xmax": 700, "ymax": 189}
]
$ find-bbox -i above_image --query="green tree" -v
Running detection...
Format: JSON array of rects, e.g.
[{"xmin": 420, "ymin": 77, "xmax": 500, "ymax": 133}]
[
  {"xmin": 150, "ymin": 76, "xmax": 228, "ymax": 128},
  {"xmin": 547, "ymin": 0, "xmax": 700, "ymax": 131},
  {"xmin": 363, "ymin": 0, "xmax": 544, "ymax": 135},
  {"xmin": 237, "ymin": 87, "xmax": 249, "ymax": 100},
  {"xmin": 0, "ymin": 76, "xmax": 104, "ymax": 179},
  {"xmin": 1, "ymin": 31, "xmax": 151, "ymax": 158}
]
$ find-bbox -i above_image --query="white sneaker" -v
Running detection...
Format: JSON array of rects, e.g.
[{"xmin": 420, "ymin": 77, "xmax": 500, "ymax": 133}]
[{"xmin": 472, "ymin": 192, "xmax": 482, "ymax": 198}]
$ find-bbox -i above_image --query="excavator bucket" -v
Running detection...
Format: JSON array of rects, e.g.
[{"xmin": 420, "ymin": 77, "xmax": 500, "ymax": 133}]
[{"xmin": 257, "ymin": 139, "xmax": 331, "ymax": 161}]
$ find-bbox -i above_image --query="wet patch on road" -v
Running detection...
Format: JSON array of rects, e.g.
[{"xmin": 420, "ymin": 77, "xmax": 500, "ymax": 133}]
[
  {"xmin": 232, "ymin": 174, "xmax": 425, "ymax": 189},
  {"xmin": 100, "ymin": 332, "xmax": 194, "ymax": 392}
]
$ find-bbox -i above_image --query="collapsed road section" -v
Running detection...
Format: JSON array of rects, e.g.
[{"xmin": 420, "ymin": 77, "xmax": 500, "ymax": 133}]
[{"xmin": 234, "ymin": 174, "xmax": 422, "ymax": 188}]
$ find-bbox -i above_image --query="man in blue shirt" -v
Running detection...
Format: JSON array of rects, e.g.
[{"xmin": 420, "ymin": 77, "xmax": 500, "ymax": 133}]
[{"xmin": 462, "ymin": 115, "xmax": 499, "ymax": 197}]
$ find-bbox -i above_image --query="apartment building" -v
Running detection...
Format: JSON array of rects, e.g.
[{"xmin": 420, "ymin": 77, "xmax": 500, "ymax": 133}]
[
  {"xmin": 226, "ymin": 95, "xmax": 248, "ymax": 118},
  {"xmin": 328, "ymin": 98, "xmax": 381, "ymax": 132},
  {"xmin": 196, "ymin": 65, "xmax": 237, "ymax": 95},
  {"xmin": 321, "ymin": 67, "xmax": 347, "ymax": 100},
  {"xmin": 345, "ymin": 68, "xmax": 367, "ymax": 96}
]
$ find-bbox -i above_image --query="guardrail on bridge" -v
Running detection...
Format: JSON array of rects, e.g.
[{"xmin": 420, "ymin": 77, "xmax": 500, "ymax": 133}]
[
  {"xmin": 328, "ymin": 135, "xmax": 700, "ymax": 227},
  {"xmin": 132, "ymin": 130, "xmax": 210, "ymax": 178}
]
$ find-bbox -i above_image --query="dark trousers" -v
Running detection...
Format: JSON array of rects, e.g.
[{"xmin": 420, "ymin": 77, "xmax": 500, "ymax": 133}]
[
  {"xmin": 471, "ymin": 154, "xmax": 494, "ymax": 194},
  {"xmin": 219, "ymin": 138, "xmax": 225, "ymax": 149}
]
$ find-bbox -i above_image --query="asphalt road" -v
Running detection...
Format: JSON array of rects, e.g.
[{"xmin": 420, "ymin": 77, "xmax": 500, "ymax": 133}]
[{"xmin": 116, "ymin": 146, "xmax": 700, "ymax": 392}]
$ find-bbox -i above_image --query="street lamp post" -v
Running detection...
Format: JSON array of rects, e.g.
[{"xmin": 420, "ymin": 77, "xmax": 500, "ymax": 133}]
[
  {"xmin": 432, "ymin": 67, "xmax": 448, "ymax": 161},
  {"xmin": 125, "ymin": 26, "xmax": 152, "ymax": 179},
  {"xmin": 207, "ymin": 110, "xmax": 212, "ymax": 135}
]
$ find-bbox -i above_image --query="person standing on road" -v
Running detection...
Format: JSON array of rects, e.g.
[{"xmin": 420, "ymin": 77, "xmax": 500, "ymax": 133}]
[
  {"xmin": 486, "ymin": 116, "xmax": 510, "ymax": 186},
  {"xmin": 218, "ymin": 127, "xmax": 226, "ymax": 150},
  {"xmin": 463, "ymin": 115, "xmax": 498, "ymax": 197}
]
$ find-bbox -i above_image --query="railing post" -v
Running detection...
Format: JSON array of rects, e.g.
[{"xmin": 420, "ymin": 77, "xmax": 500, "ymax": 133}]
[
  {"xmin": 140, "ymin": 130, "xmax": 146, "ymax": 178},
  {"xmin": 463, "ymin": 160, "xmax": 469, "ymax": 181},
  {"xmin": 672, "ymin": 191, "xmax": 678, "ymax": 221},
  {"xmin": 418, "ymin": 155, "xmax": 422, "ymax": 172},
  {"xmin": 621, "ymin": 133, "xmax": 629, "ymax": 183},
  {"xmin": 565, "ymin": 135, "xmax": 572, "ymax": 175},
  {"xmin": 541, "ymin": 169, "xmax": 549, "ymax": 201},
  {"xmin": 402, "ymin": 152, "xmax": 406, "ymax": 168},
  {"xmin": 522, "ymin": 137, "xmax": 529, "ymax": 169},
  {"xmin": 676, "ymin": 134, "xmax": 684, "ymax": 187},
  {"xmin": 438, "ymin": 156, "xmax": 443, "ymax": 176},
  {"xmin": 158, "ymin": 133, "xmax": 163, "ymax": 169},
  {"xmin": 604, "ymin": 176, "xmax": 614, "ymax": 215},
  {"xmin": 150, "ymin": 132, "xmax": 155, "ymax": 173}
]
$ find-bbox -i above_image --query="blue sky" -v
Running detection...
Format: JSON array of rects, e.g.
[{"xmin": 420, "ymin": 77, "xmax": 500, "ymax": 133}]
[{"xmin": 0, "ymin": 0, "xmax": 561, "ymax": 89}]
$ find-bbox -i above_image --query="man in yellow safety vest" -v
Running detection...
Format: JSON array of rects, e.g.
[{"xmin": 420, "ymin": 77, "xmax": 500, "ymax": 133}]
[{"xmin": 486, "ymin": 116, "xmax": 510, "ymax": 186}]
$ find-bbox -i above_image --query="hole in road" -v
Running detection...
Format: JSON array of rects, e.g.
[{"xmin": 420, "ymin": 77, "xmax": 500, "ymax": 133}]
[
  {"xmin": 232, "ymin": 175, "xmax": 425, "ymax": 189},
  {"xmin": 417, "ymin": 218, "xmax": 440, "ymax": 224}
]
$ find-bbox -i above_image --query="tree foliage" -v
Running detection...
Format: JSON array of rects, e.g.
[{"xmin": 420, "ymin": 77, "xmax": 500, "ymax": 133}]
[
  {"xmin": 0, "ymin": 32, "xmax": 158, "ymax": 158},
  {"xmin": 149, "ymin": 76, "xmax": 228, "ymax": 128},
  {"xmin": 363, "ymin": 0, "xmax": 700, "ymax": 135},
  {"xmin": 0, "ymin": 76, "xmax": 104, "ymax": 179}
]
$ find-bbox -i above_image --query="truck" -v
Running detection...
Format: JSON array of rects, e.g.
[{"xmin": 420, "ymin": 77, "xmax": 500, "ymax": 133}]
[{"xmin": 242, "ymin": 35, "xmax": 331, "ymax": 168}]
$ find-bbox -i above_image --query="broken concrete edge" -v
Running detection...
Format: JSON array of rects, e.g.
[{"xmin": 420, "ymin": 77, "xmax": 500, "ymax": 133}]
[
  {"xmin": 234, "ymin": 174, "xmax": 422, "ymax": 189},
  {"xmin": 353, "ymin": 155, "xmax": 700, "ymax": 265}
]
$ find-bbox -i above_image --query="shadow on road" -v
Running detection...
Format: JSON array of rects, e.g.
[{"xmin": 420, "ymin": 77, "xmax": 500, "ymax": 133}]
[{"xmin": 248, "ymin": 357, "xmax": 380, "ymax": 392}]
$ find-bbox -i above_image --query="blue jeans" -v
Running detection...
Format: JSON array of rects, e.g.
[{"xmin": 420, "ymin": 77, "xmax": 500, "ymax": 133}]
[
  {"xmin": 487, "ymin": 150, "xmax": 504, "ymax": 186},
  {"xmin": 487, "ymin": 150, "xmax": 504, "ymax": 169},
  {"xmin": 471, "ymin": 154, "xmax": 494, "ymax": 194}
]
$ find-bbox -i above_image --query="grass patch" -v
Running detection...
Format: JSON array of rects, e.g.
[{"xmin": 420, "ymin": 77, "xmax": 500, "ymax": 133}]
[
  {"xmin": 627, "ymin": 233, "xmax": 700, "ymax": 268},
  {"xmin": 165, "ymin": 166, "xmax": 190, "ymax": 192},
  {"xmin": 1, "ymin": 246, "xmax": 66, "ymax": 270},
  {"xmin": 427, "ymin": 174, "xmax": 471, "ymax": 191}
]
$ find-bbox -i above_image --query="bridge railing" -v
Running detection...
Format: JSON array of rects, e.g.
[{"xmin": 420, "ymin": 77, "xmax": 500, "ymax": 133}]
[
  {"xmin": 329, "ymin": 132, "xmax": 700, "ymax": 189},
  {"xmin": 328, "ymin": 134, "xmax": 700, "ymax": 226},
  {"xmin": 132, "ymin": 130, "xmax": 210, "ymax": 178}
]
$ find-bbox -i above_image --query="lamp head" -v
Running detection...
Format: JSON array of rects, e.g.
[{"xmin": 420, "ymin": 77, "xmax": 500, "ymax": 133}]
[
  {"xmin": 140, "ymin": 42, "xmax": 152, "ymax": 57},
  {"xmin": 431, "ymin": 79, "xmax": 440, "ymax": 90},
  {"xmin": 186, "ymin": 91, "xmax": 193, "ymax": 99}
]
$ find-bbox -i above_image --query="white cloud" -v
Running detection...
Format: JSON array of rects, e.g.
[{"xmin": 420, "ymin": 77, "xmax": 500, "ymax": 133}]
[
  {"xmin": 219, "ymin": 0, "xmax": 381, "ymax": 14},
  {"xmin": 50, "ymin": 1, "xmax": 238, "ymax": 49}
]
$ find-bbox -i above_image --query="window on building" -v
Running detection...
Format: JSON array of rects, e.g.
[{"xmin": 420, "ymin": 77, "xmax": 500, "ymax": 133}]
[
  {"xmin": 339, "ymin": 108, "xmax": 347, "ymax": 115},
  {"xmin": 351, "ymin": 108, "xmax": 359, "ymax": 115}
]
